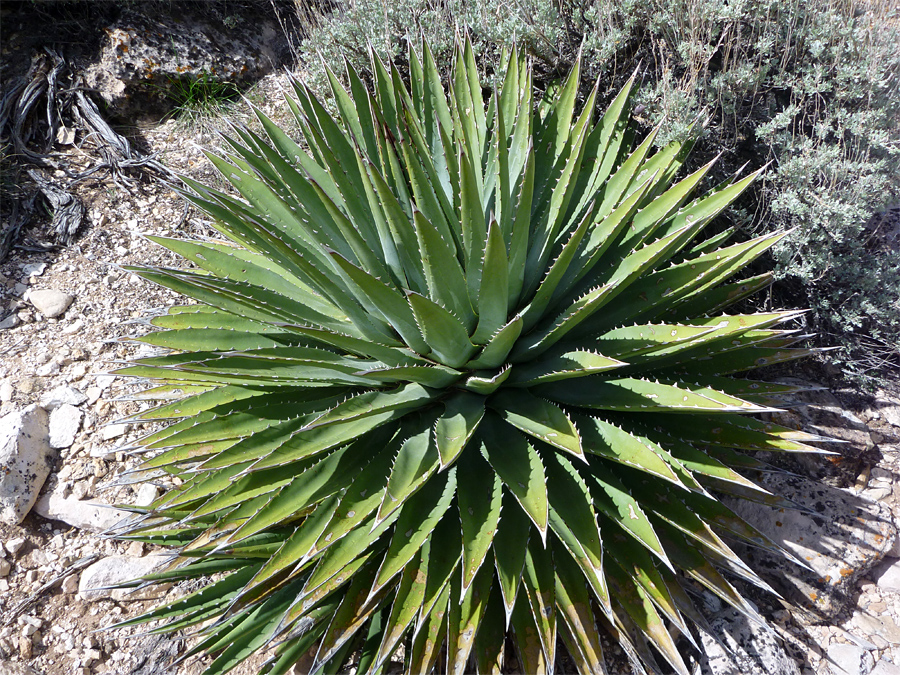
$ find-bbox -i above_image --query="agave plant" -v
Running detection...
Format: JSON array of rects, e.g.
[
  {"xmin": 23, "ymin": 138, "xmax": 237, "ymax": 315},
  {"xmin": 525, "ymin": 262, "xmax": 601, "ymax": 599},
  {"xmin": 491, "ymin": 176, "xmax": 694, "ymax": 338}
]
[{"xmin": 114, "ymin": 38, "xmax": 826, "ymax": 675}]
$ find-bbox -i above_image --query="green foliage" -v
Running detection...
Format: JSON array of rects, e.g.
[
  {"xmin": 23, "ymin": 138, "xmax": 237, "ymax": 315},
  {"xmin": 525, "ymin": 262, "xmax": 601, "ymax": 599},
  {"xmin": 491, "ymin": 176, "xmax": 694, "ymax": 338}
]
[
  {"xmin": 300, "ymin": 0, "xmax": 900, "ymax": 381},
  {"xmin": 119, "ymin": 39, "xmax": 828, "ymax": 675},
  {"xmin": 158, "ymin": 71, "xmax": 242, "ymax": 129}
]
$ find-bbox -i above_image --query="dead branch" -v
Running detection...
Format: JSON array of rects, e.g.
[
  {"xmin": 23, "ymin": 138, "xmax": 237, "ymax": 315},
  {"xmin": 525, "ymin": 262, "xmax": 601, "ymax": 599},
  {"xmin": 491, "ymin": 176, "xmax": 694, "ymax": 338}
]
[{"xmin": 0, "ymin": 48, "xmax": 179, "ymax": 261}]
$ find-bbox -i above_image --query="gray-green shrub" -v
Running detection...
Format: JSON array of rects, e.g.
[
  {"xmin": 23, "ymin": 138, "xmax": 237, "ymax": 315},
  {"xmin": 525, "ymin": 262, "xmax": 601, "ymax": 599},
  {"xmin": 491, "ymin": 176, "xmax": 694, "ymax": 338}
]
[{"xmin": 299, "ymin": 0, "xmax": 900, "ymax": 383}]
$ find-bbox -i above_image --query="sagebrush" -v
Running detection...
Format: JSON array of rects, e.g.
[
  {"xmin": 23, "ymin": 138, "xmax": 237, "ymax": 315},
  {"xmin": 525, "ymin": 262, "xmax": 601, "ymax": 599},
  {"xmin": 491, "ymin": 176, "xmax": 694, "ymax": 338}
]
[{"xmin": 301, "ymin": 0, "xmax": 900, "ymax": 382}]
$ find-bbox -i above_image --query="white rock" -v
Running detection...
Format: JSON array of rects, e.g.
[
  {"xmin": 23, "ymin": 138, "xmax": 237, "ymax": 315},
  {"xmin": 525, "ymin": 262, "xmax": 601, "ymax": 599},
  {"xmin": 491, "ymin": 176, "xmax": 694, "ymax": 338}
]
[
  {"xmin": 35, "ymin": 361, "xmax": 60, "ymax": 377},
  {"xmin": 22, "ymin": 263, "xmax": 46, "ymax": 277},
  {"xmin": 60, "ymin": 573, "xmax": 79, "ymax": 595},
  {"xmin": 5, "ymin": 538, "xmax": 26, "ymax": 556},
  {"xmin": 871, "ymin": 661, "xmax": 900, "ymax": 675},
  {"xmin": 876, "ymin": 390, "xmax": 900, "ymax": 428},
  {"xmin": 18, "ymin": 616, "xmax": 40, "ymax": 630},
  {"xmin": 0, "ymin": 380, "xmax": 12, "ymax": 402},
  {"xmin": 864, "ymin": 487, "xmax": 892, "ymax": 501},
  {"xmin": 699, "ymin": 608, "xmax": 799, "ymax": 675},
  {"xmin": 40, "ymin": 385, "xmax": 87, "ymax": 410},
  {"xmin": 68, "ymin": 363, "xmax": 88, "ymax": 382},
  {"xmin": 28, "ymin": 289, "xmax": 74, "ymax": 318},
  {"xmin": 48, "ymin": 404, "xmax": 83, "ymax": 449},
  {"xmin": 78, "ymin": 555, "xmax": 169, "ymax": 601},
  {"xmin": 82, "ymin": 648, "xmax": 102, "ymax": 666},
  {"xmin": 32, "ymin": 490, "xmax": 132, "ymax": 533},
  {"xmin": 826, "ymin": 642, "xmax": 866, "ymax": 675},
  {"xmin": 85, "ymin": 386, "xmax": 102, "ymax": 404},
  {"xmin": 100, "ymin": 424, "xmax": 128, "ymax": 440},
  {"xmin": 871, "ymin": 467, "xmax": 891, "ymax": 480},
  {"xmin": 0, "ymin": 406, "xmax": 55, "ymax": 525},
  {"xmin": 61, "ymin": 318, "xmax": 84, "ymax": 334},
  {"xmin": 89, "ymin": 445, "xmax": 116, "ymax": 460},
  {"xmin": 727, "ymin": 473, "xmax": 897, "ymax": 619},
  {"xmin": 852, "ymin": 611, "xmax": 900, "ymax": 645},
  {"xmin": 94, "ymin": 374, "xmax": 116, "ymax": 392},
  {"xmin": 875, "ymin": 558, "xmax": 900, "ymax": 592},
  {"xmin": 135, "ymin": 484, "xmax": 159, "ymax": 506}
]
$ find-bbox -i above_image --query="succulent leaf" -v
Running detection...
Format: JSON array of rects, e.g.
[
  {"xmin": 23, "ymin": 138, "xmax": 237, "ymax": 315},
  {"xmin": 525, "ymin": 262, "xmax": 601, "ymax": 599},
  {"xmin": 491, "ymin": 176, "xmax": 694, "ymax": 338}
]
[{"xmin": 119, "ymin": 38, "xmax": 820, "ymax": 675}]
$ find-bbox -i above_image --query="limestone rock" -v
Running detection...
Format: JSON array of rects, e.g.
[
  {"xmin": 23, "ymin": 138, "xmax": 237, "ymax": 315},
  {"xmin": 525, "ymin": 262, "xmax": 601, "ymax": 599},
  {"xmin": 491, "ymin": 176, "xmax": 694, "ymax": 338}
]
[
  {"xmin": 78, "ymin": 555, "xmax": 170, "ymax": 601},
  {"xmin": 48, "ymin": 404, "xmax": 82, "ymax": 449},
  {"xmin": 699, "ymin": 607, "xmax": 799, "ymax": 675},
  {"xmin": 120, "ymin": 633, "xmax": 182, "ymax": 675},
  {"xmin": 871, "ymin": 661, "xmax": 900, "ymax": 675},
  {"xmin": 5, "ymin": 537, "xmax": 26, "ymax": 556},
  {"xmin": 874, "ymin": 557, "xmax": 900, "ymax": 592},
  {"xmin": 728, "ymin": 474, "xmax": 897, "ymax": 619},
  {"xmin": 81, "ymin": 5, "xmax": 289, "ymax": 120},
  {"xmin": 40, "ymin": 385, "xmax": 87, "ymax": 410},
  {"xmin": 100, "ymin": 423, "xmax": 127, "ymax": 441},
  {"xmin": 826, "ymin": 642, "xmax": 873, "ymax": 675},
  {"xmin": 851, "ymin": 611, "xmax": 900, "ymax": 646},
  {"xmin": 22, "ymin": 262, "xmax": 45, "ymax": 277},
  {"xmin": 0, "ymin": 405, "xmax": 55, "ymax": 525},
  {"xmin": 875, "ymin": 390, "xmax": 900, "ymax": 429},
  {"xmin": 93, "ymin": 374, "xmax": 116, "ymax": 392},
  {"xmin": 771, "ymin": 377, "xmax": 871, "ymax": 450},
  {"xmin": 135, "ymin": 484, "xmax": 159, "ymax": 506},
  {"xmin": 60, "ymin": 572, "xmax": 79, "ymax": 594},
  {"xmin": 32, "ymin": 489, "xmax": 132, "ymax": 533},
  {"xmin": 27, "ymin": 289, "xmax": 74, "ymax": 318}
]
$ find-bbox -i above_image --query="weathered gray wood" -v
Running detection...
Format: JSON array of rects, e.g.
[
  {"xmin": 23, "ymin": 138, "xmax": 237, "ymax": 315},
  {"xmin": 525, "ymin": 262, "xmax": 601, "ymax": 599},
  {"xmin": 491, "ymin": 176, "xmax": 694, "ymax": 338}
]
[
  {"xmin": 25, "ymin": 168, "xmax": 85, "ymax": 245},
  {"xmin": 0, "ymin": 49, "xmax": 176, "ymax": 261}
]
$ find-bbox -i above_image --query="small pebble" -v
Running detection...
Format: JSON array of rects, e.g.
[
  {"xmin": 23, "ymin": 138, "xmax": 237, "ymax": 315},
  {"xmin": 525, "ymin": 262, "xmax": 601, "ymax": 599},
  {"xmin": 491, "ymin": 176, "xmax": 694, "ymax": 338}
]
[
  {"xmin": 6, "ymin": 537, "xmax": 26, "ymax": 556},
  {"xmin": 61, "ymin": 573, "xmax": 80, "ymax": 594}
]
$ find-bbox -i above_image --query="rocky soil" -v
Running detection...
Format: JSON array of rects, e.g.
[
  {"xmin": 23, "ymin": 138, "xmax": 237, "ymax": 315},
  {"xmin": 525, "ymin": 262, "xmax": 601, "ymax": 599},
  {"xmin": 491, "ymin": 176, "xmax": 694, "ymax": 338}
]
[
  {"xmin": 1, "ymin": 6, "xmax": 900, "ymax": 675},
  {"xmin": 0, "ymin": 58, "xmax": 302, "ymax": 673}
]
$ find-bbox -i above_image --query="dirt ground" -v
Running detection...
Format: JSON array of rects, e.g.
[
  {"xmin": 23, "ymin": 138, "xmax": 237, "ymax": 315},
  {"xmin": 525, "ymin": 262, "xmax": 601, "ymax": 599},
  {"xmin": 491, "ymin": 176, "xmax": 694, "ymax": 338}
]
[{"xmin": 0, "ymin": 69, "xmax": 299, "ymax": 675}]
